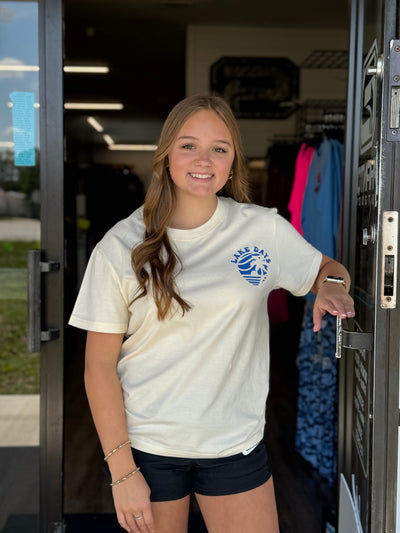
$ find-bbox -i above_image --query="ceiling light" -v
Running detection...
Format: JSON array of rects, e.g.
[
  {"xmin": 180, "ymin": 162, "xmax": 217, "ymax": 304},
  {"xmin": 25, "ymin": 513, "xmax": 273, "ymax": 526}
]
[
  {"xmin": 0, "ymin": 65, "xmax": 39, "ymax": 71},
  {"xmin": 103, "ymin": 134, "xmax": 114, "ymax": 146},
  {"xmin": 64, "ymin": 102, "xmax": 124, "ymax": 110},
  {"xmin": 64, "ymin": 65, "xmax": 109, "ymax": 74},
  {"xmin": 108, "ymin": 144, "xmax": 158, "ymax": 151},
  {"xmin": 87, "ymin": 116, "xmax": 104, "ymax": 132}
]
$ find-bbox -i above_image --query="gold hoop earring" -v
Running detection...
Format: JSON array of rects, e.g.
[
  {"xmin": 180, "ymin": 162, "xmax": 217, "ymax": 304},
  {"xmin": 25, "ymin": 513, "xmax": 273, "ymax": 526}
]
[{"xmin": 228, "ymin": 170, "xmax": 233, "ymax": 180}]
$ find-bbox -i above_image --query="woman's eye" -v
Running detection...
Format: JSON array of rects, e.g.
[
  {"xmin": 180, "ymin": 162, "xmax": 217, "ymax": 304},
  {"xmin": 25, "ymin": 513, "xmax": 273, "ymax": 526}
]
[
  {"xmin": 214, "ymin": 146, "xmax": 227, "ymax": 153},
  {"xmin": 182, "ymin": 143, "xmax": 195, "ymax": 150}
]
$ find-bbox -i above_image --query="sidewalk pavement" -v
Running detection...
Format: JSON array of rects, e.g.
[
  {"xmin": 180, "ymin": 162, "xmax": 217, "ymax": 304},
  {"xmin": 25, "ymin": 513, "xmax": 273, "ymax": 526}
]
[
  {"xmin": 0, "ymin": 395, "xmax": 39, "ymax": 446},
  {"xmin": 0, "ymin": 218, "xmax": 40, "ymax": 241}
]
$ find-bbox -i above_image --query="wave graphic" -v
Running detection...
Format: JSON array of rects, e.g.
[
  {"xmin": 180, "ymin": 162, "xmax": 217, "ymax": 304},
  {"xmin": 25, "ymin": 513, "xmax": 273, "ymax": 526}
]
[{"xmin": 237, "ymin": 252, "xmax": 268, "ymax": 286}]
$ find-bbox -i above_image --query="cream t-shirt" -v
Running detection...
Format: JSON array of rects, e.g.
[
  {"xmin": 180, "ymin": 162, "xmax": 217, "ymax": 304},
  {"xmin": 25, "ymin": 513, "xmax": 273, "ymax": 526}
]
[{"xmin": 69, "ymin": 197, "xmax": 322, "ymax": 458}]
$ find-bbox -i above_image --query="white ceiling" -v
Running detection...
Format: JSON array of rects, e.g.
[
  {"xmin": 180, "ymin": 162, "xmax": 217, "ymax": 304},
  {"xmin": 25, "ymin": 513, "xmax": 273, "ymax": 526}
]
[{"xmin": 63, "ymin": 0, "xmax": 351, "ymax": 151}]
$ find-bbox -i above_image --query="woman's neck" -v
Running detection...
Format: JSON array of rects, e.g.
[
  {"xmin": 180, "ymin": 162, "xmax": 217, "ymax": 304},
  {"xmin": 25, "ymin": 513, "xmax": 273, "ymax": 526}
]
[{"xmin": 169, "ymin": 195, "xmax": 218, "ymax": 230}]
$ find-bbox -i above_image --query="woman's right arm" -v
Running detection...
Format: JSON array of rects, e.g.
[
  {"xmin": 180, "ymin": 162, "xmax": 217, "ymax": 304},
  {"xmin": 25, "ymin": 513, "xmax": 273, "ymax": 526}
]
[{"xmin": 85, "ymin": 331, "xmax": 155, "ymax": 533}]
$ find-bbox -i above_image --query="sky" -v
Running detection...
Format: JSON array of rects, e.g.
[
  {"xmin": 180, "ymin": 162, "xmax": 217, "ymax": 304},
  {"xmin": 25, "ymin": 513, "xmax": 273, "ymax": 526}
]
[{"xmin": 0, "ymin": 2, "xmax": 40, "ymax": 151}]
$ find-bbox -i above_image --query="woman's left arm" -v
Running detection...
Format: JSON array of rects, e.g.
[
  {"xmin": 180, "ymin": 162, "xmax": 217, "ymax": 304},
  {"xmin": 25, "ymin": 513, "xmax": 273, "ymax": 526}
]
[{"xmin": 311, "ymin": 254, "xmax": 356, "ymax": 332}]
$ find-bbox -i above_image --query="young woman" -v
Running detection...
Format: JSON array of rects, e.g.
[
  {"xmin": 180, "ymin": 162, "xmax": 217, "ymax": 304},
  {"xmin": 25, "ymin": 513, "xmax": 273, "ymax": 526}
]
[{"xmin": 69, "ymin": 94, "xmax": 355, "ymax": 533}]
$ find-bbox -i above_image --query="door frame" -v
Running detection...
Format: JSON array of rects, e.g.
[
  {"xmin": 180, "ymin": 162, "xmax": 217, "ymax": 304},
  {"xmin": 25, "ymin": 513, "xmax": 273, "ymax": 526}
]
[
  {"xmin": 38, "ymin": 0, "xmax": 65, "ymax": 531},
  {"xmin": 339, "ymin": 0, "xmax": 364, "ymax": 482},
  {"xmin": 340, "ymin": 0, "xmax": 400, "ymax": 531}
]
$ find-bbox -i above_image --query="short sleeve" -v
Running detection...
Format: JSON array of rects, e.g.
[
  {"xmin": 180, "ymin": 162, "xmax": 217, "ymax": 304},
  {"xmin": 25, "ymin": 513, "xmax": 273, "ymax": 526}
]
[
  {"xmin": 68, "ymin": 246, "xmax": 130, "ymax": 333},
  {"xmin": 274, "ymin": 214, "xmax": 322, "ymax": 296}
]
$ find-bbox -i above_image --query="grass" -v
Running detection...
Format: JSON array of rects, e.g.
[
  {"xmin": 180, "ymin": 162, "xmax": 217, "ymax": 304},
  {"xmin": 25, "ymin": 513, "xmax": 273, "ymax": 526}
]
[
  {"xmin": 0, "ymin": 241, "xmax": 40, "ymax": 268},
  {"xmin": 0, "ymin": 241, "xmax": 40, "ymax": 394},
  {"xmin": 0, "ymin": 299, "xmax": 39, "ymax": 394}
]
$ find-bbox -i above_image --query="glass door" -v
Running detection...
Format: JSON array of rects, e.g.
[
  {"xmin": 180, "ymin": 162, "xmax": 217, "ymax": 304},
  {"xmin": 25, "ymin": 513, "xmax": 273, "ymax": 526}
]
[
  {"xmin": 340, "ymin": 0, "xmax": 400, "ymax": 531},
  {"xmin": 0, "ymin": 2, "xmax": 41, "ymax": 530},
  {"xmin": 0, "ymin": 1, "xmax": 64, "ymax": 532}
]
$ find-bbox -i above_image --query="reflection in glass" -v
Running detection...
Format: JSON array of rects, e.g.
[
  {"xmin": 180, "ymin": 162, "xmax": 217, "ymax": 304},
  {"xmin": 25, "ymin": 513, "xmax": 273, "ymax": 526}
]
[{"xmin": 0, "ymin": 2, "xmax": 40, "ymax": 530}]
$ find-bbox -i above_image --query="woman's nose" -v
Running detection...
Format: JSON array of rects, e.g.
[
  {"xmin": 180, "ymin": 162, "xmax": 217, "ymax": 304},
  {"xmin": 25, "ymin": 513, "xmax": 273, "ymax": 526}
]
[{"xmin": 195, "ymin": 149, "xmax": 211, "ymax": 164}]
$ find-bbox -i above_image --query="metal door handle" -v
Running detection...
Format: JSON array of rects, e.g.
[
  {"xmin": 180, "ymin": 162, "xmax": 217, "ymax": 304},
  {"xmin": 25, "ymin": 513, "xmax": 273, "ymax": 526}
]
[
  {"xmin": 335, "ymin": 316, "xmax": 373, "ymax": 358},
  {"xmin": 27, "ymin": 250, "xmax": 60, "ymax": 352},
  {"xmin": 366, "ymin": 54, "xmax": 383, "ymax": 78}
]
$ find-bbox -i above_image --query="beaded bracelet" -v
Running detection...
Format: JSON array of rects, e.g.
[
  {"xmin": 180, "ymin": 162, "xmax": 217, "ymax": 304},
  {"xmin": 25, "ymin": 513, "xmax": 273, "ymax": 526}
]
[
  {"xmin": 110, "ymin": 466, "xmax": 141, "ymax": 487},
  {"xmin": 104, "ymin": 439, "xmax": 131, "ymax": 462}
]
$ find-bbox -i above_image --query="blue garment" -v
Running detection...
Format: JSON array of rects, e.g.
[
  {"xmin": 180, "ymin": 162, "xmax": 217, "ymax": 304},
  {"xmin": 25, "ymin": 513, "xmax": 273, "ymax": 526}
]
[
  {"xmin": 295, "ymin": 138, "xmax": 343, "ymax": 485},
  {"xmin": 295, "ymin": 302, "xmax": 338, "ymax": 486},
  {"xmin": 301, "ymin": 137, "xmax": 343, "ymax": 259}
]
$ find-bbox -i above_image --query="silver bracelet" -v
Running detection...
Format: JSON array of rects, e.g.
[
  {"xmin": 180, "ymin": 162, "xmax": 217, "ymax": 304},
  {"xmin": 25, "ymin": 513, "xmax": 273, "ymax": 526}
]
[
  {"xmin": 110, "ymin": 466, "xmax": 141, "ymax": 487},
  {"xmin": 104, "ymin": 439, "xmax": 131, "ymax": 462}
]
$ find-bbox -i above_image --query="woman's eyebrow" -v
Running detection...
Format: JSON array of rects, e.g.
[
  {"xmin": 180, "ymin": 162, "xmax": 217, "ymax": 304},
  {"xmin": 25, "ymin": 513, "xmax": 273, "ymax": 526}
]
[{"xmin": 177, "ymin": 135, "xmax": 232, "ymax": 147}]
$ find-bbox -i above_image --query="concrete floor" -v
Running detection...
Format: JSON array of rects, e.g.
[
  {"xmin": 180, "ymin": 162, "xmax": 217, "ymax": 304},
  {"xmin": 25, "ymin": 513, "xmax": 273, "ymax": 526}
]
[
  {"xmin": 0, "ymin": 395, "xmax": 39, "ymax": 447},
  {"xmin": 0, "ymin": 395, "xmax": 40, "ymax": 532}
]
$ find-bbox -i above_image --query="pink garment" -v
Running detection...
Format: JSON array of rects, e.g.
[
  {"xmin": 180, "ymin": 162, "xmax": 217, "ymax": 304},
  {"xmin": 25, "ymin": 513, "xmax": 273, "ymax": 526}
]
[{"xmin": 288, "ymin": 143, "xmax": 315, "ymax": 235}]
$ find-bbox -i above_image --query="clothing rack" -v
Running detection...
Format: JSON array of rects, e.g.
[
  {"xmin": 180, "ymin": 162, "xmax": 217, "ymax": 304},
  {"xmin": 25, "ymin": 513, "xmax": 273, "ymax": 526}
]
[{"xmin": 295, "ymin": 99, "xmax": 346, "ymax": 139}]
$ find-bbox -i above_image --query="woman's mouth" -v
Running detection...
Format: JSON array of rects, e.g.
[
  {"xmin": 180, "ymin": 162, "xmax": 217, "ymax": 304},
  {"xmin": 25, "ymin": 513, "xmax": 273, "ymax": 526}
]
[{"xmin": 189, "ymin": 172, "xmax": 213, "ymax": 180}]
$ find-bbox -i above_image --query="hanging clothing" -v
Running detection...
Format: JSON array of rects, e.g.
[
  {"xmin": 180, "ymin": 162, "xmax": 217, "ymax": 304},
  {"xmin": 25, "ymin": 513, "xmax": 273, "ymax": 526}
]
[
  {"xmin": 288, "ymin": 143, "xmax": 315, "ymax": 235},
  {"xmin": 295, "ymin": 302, "xmax": 337, "ymax": 486},
  {"xmin": 295, "ymin": 137, "xmax": 344, "ymax": 486},
  {"xmin": 301, "ymin": 137, "xmax": 343, "ymax": 259}
]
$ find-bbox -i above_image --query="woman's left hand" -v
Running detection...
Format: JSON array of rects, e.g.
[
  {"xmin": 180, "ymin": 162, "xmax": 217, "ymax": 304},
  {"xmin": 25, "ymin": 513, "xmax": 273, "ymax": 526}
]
[{"xmin": 313, "ymin": 282, "xmax": 355, "ymax": 332}]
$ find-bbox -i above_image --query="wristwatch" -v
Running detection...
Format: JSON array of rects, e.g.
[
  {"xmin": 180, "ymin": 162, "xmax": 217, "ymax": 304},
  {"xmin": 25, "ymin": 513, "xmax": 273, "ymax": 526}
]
[{"xmin": 322, "ymin": 276, "xmax": 347, "ymax": 290}]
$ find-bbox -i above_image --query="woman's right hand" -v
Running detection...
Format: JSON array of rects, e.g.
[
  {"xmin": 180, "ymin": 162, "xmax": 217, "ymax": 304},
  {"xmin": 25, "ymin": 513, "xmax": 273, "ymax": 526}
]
[{"xmin": 112, "ymin": 471, "xmax": 155, "ymax": 533}]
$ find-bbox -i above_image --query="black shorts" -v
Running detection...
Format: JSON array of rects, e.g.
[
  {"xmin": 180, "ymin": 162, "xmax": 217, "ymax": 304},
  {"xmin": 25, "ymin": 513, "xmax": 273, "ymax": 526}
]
[{"xmin": 130, "ymin": 440, "xmax": 272, "ymax": 502}]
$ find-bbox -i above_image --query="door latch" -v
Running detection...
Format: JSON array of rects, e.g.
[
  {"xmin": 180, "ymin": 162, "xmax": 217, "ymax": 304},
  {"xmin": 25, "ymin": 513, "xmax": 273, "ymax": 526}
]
[
  {"xmin": 387, "ymin": 40, "xmax": 400, "ymax": 140},
  {"xmin": 381, "ymin": 211, "xmax": 398, "ymax": 308}
]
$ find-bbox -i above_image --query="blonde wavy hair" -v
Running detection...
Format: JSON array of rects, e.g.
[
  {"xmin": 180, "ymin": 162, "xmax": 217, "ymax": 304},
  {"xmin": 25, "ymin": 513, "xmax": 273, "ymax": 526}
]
[{"xmin": 131, "ymin": 94, "xmax": 250, "ymax": 319}]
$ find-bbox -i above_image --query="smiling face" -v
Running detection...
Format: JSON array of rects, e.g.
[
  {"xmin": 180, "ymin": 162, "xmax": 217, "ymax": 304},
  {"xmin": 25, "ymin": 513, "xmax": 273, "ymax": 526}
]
[{"xmin": 167, "ymin": 109, "xmax": 235, "ymax": 205}]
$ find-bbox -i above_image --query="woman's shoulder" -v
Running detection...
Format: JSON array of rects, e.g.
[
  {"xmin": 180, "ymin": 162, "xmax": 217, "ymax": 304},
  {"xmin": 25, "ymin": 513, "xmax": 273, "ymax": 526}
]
[
  {"xmin": 96, "ymin": 205, "xmax": 145, "ymax": 255},
  {"xmin": 220, "ymin": 196, "xmax": 279, "ymax": 219}
]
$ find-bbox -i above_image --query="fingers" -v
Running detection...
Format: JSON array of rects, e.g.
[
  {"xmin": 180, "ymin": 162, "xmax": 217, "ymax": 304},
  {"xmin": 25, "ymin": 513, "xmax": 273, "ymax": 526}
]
[
  {"xmin": 142, "ymin": 508, "xmax": 155, "ymax": 533},
  {"xmin": 120, "ymin": 509, "xmax": 155, "ymax": 533},
  {"xmin": 113, "ymin": 471, "xmax": 155, "ymax": 532},
  {"xmin": 313, "ymin": 291, "xmax": 355, "ymax": 332},
  {"xmin": 313, "ymin": 306, "xmax": 325, "ymax": 332}
]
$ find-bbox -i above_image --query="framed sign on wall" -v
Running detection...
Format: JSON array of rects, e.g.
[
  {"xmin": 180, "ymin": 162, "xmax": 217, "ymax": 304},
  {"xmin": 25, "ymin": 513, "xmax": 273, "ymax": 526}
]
[{"xmin": 210, "ymin": 57, "xmax": 299, "ymax": 119}]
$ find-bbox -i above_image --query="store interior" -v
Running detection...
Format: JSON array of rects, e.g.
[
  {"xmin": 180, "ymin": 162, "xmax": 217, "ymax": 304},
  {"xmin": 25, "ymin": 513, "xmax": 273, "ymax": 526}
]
[{"xmin": 62, "ymin": 1, "xmax": 351, "ymax": 531}]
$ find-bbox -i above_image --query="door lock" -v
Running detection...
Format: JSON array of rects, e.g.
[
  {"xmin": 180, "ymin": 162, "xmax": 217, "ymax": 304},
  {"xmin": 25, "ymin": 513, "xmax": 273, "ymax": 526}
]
[
  {"xmin": 381, "ymin": 211, "xmax": 398, "ymax": 308},
  {"xmin": 387, "ymin": 40, "xmax": 400, "ymax": 140}
]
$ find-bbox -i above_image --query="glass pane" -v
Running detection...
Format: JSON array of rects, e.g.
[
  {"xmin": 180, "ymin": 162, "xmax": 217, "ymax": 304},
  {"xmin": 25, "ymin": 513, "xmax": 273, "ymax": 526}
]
[{"xmin": 0, "ymin": 1, "xmax": 40, "ymax": 530}]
